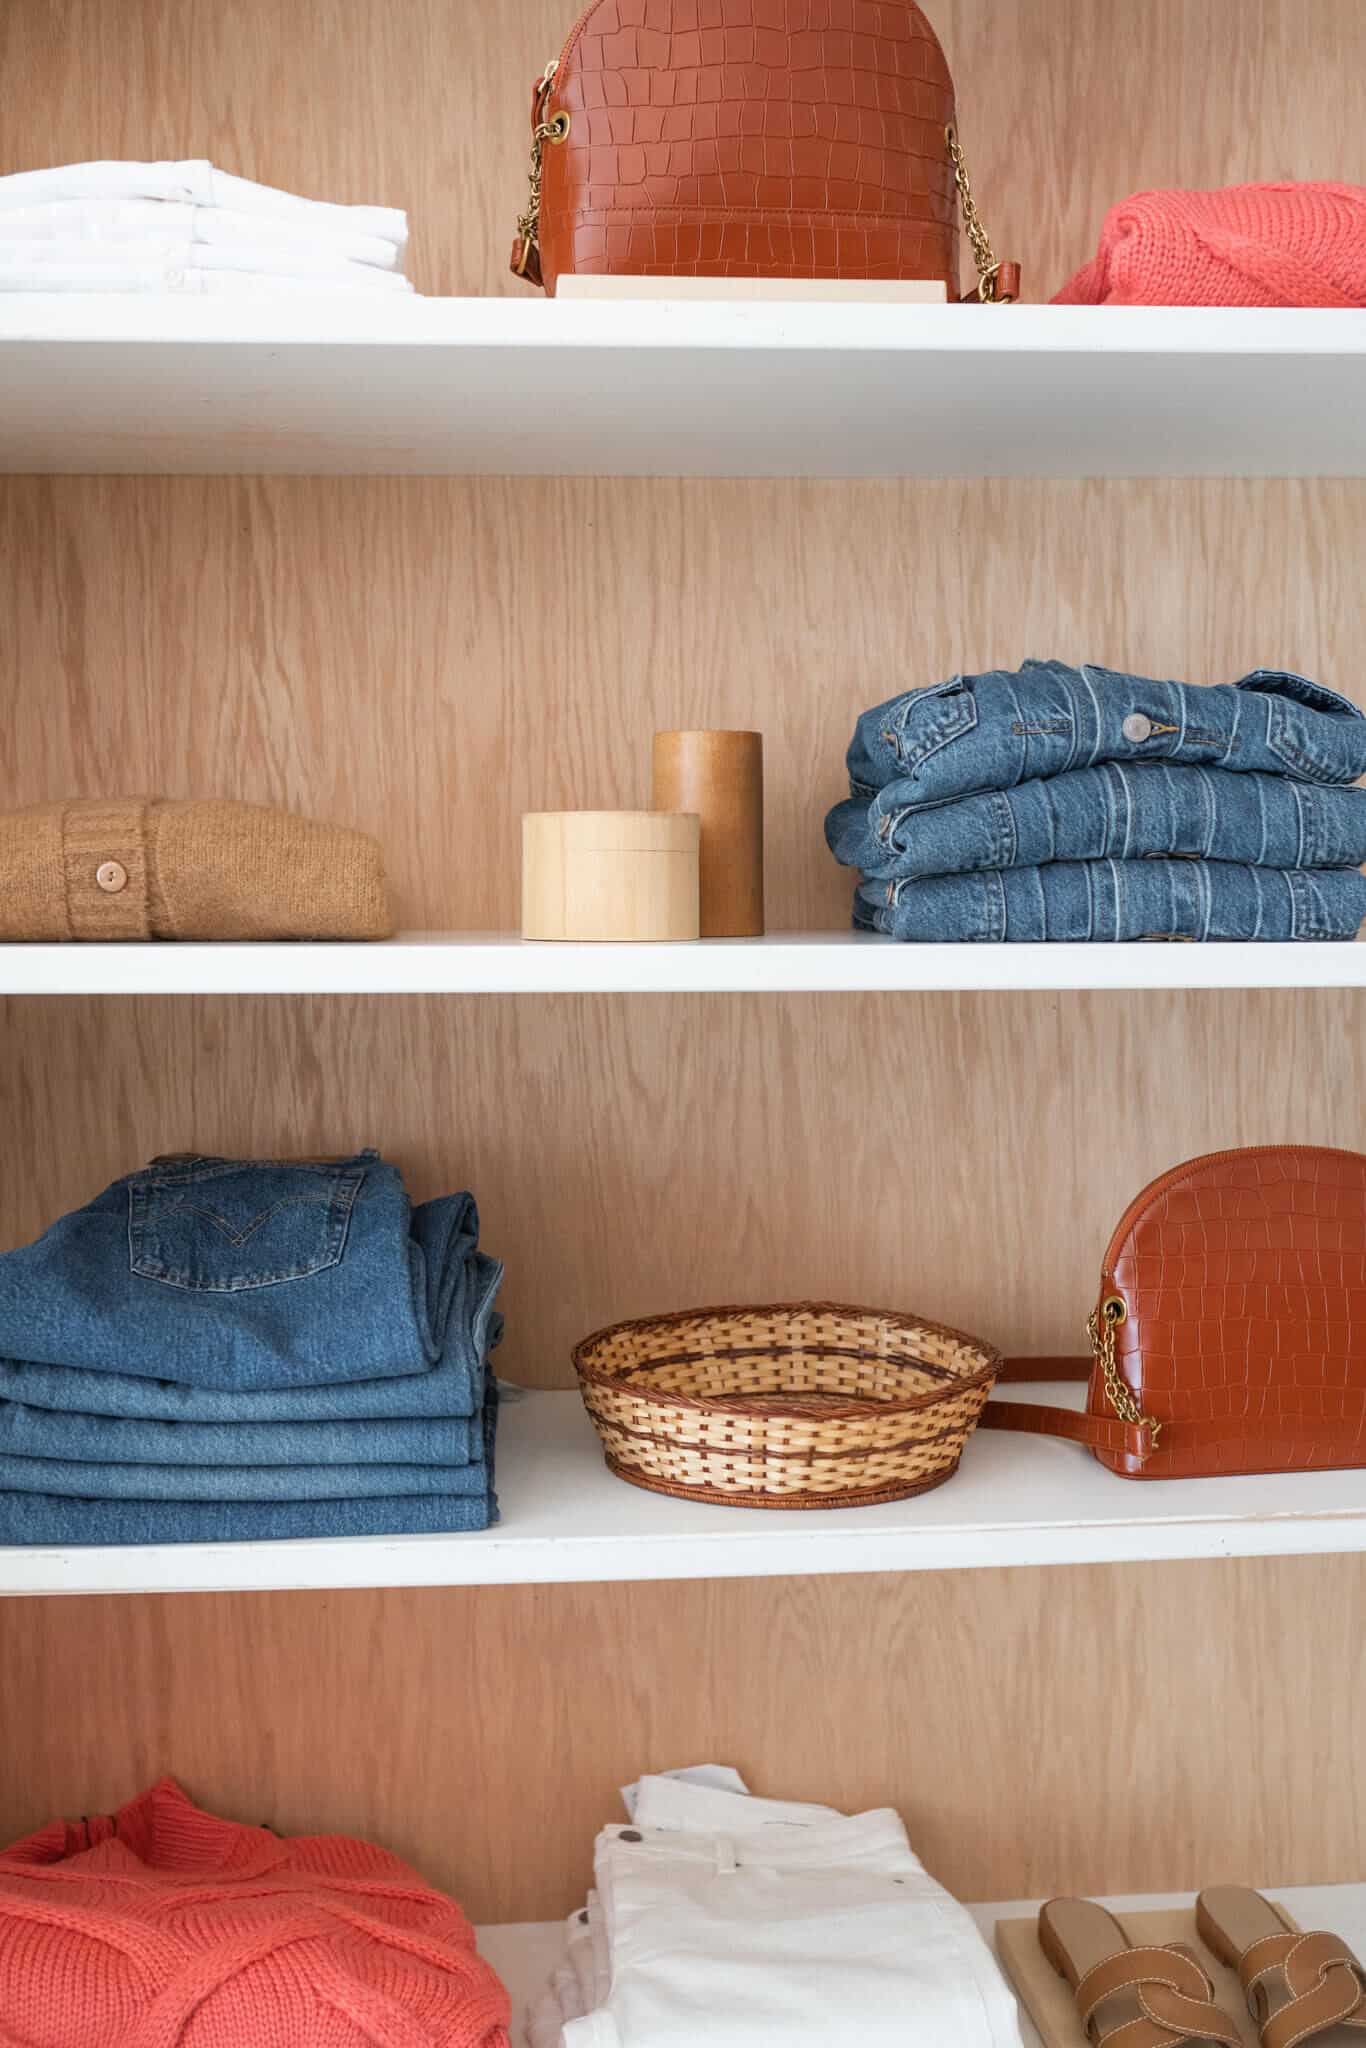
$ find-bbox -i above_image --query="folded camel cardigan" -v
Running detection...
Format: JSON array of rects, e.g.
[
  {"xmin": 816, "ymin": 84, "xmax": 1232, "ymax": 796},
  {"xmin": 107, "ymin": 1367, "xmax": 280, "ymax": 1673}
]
[{"xmin": 0, "ymin": 797, "xmax": 392, "ymax": 939}]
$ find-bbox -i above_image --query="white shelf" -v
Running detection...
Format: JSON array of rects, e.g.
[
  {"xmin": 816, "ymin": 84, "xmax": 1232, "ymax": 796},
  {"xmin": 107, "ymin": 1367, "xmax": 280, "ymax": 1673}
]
[
  {"xmin": 482, "ymin": 1885, "xmax": 1366, "ymax": 2048},
  {"xmin": 4, "ymin": 930, "xmax": 1365, "ymax": 995},
  {"xmin": 3, "ymin": 299, "xmax": 1366, "ymax": 477},
  {"xmin": 10, "ymin": 1385, "xmax": 1366, "ymax": 1597}
]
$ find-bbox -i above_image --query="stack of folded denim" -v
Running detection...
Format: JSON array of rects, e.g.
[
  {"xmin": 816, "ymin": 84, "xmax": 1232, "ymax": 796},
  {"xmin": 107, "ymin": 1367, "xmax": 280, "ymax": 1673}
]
[
  {"xmin": 0, "ymin": 1152, "xmax": 501, "ymax": 1545},
  {"xmin": 827, "ymin": 661, "xmax": 1366, "ymax": 942},
  {"xmin": 0, "ymin": 160, "xmax": 412, "ymax": 295}
]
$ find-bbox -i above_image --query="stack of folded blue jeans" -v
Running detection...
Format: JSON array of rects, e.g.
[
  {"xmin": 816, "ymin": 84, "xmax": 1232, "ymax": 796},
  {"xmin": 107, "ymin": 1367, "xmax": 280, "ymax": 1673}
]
[
  {"xmin": 827, "ymin": 661, "xmax": 1366, "ymax": 942},
  {"xmin": 0, "ymin": 1151, "xmax": 502, "ymax": 1545}
]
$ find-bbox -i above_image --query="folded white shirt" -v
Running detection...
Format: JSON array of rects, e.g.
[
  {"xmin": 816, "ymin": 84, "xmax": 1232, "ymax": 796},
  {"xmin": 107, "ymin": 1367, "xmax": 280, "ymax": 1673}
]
[
  {"xmin": 539, "ymin": 1773, "xmax": 1023, "ymax": 2048},
  {"xmin": 0, "ymin": 263, "xmax": 415, "ymax": 295},
  {"xmin": 0, "ymin": 236, "xmax": 411, "ymax": 287},
  {"xmin": 0, "ymin": 161, "xmax": 407, "ymax": 247},
  {"xmin": 0, "ymin": 198, "xmax": 401, "ymax": 269}
]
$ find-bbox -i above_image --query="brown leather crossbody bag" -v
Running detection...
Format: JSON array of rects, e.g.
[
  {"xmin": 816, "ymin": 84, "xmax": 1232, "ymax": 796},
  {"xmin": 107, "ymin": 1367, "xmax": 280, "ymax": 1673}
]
[
  {"xmin": 982, "ymin": 1145, "xmax": 1366, "ymax": 1480},
  {"xmin": 511, "ymin": 1, "xmax": 1018, "ymax": 303}
]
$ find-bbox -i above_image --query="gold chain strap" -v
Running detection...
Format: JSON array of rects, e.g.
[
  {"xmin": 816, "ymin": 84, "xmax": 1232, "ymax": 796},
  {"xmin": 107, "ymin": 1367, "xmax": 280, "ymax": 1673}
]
[
  {"xmin": 1089, "ymin": 1297, "xmax": 1162, "ymax": 1449},
  {"xmin": 945, "ymin": 124, "xmax": 1013, "ymax": 304},
  {"xmin": 514, "ymin": 61, "xmax": 570, "ymax": 279}
]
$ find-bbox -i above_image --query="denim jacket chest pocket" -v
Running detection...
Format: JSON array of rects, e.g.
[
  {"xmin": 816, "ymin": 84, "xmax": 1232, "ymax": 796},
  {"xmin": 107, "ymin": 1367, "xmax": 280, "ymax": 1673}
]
[
  {"xmin": 1240, "ymin": 669, "xmax": 1366, "ymax": 785},
  {"xmin": 887, "ymin": 680, "xmax": 979, "ymax": 782},
  {"xmin": 128, "ymin": 1159, "xmax": 366, "ymax": 1292}
]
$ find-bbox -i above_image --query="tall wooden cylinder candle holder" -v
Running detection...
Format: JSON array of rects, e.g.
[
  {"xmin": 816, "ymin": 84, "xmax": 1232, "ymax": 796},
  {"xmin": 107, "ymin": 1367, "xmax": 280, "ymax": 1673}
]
[
  {"xmin": 652, "ymin": 730, "xmax": 764, "ymax": 937},
  {"xmin": 522, "ymin": 811, "xmax": 700, "ymax": 941}
]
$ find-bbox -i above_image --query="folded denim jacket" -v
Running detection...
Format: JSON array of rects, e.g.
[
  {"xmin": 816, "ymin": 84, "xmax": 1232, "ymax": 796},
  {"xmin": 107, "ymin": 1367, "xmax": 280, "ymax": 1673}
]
[
  {"xmin": 0, "ymin": 1156, "xmax": 477, "ymax": 1391},
  {"xmin": 856, "ymin": 860, "xmax": 1366, "ymax": 943},
  {"xmin": 829, "ymin": 764, "xmax": 1366, "ymax": 880},
  {"xmin": 846, "ymin": 661, "xmax": 1366, "ymax": 805}
]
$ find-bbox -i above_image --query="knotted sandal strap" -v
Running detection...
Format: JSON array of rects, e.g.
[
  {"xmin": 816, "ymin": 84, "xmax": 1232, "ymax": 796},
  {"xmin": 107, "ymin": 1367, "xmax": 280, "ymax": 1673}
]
[
  {"xmin": 1237, "ymin": 1929, "xmax": 1366, "ymax": 2048},
  {"xmin": 1075, "ymin": 1945, "xmax": 1244, "ymax": 2046}
]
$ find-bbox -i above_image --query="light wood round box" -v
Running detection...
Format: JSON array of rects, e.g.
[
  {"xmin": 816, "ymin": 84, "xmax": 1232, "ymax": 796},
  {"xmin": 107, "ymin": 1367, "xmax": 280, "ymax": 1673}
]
[{"xmin": 522, "ymin": 811, "xmax": 700, "ymax": 941}]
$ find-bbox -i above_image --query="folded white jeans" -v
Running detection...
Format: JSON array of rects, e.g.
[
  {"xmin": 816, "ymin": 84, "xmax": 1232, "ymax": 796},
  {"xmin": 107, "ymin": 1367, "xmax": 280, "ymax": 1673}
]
[
  {"xmin": 562, "ymin": 1794, "xmax": 1022, "ymax": 2048},
  {"xmin": 529, "ymin": 1902, "xmax": 608, "ymax": 2048}
]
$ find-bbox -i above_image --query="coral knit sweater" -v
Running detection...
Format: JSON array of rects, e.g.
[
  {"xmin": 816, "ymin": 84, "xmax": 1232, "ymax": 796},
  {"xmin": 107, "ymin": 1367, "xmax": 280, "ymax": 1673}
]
[
  {"xmin": 0, "ymin": 1779, "xmax": 511, "ymax": 2048},
  {"xmin": 1054, "ymin": 182, "xmax": 1366, "ymax": 305}
]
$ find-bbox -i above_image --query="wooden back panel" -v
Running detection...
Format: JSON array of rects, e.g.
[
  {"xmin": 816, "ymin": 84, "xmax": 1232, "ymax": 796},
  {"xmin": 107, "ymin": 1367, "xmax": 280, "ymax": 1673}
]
[{"xmin": 2, "ymin": 0, "xmax": 1363, "ymax": 1927}]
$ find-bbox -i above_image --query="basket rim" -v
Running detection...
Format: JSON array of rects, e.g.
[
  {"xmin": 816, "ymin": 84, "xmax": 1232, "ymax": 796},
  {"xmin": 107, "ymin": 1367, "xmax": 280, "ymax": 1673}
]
[{"xmin": 572, "ymin": 1299, "xmax": 1001, "ymax": 1420}]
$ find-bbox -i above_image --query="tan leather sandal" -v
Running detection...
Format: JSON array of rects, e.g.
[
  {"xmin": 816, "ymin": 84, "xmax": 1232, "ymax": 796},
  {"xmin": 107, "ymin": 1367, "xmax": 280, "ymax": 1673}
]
[
  {"xmin": 1039, "ymin": 1895, "xmax": 1243, "ymax": 2046},
  {"xmin": 1197, "ymin": 1887, "xmax": 1366, "ymax": 2048}
]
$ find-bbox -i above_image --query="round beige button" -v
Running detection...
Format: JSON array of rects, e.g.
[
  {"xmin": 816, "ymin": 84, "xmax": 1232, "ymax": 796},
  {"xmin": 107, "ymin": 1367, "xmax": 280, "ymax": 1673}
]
[
  {"xmin": 95, "ymin": 860, "xmax": 128, "ymax": 895},
  {"xmin": 1122, "ymin": 712, "xmax": 1153, "ymax": 743}
]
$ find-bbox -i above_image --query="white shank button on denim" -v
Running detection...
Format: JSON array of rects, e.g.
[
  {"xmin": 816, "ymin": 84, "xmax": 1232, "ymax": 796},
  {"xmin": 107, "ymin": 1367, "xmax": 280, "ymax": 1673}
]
[
  {"xmin": 1122, "ymin": 712, "xmax": 1153, "ymax": 742},
  {"xmin": 95, "ymin": 860, "xmax": 128, "ymax": 894}
]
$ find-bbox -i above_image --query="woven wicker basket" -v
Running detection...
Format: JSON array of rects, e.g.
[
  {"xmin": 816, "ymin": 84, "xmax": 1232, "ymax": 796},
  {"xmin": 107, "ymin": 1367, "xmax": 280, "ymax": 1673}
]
[{"xmin": 572, "ymin": 1303, "xmax": 1001, "ymax": 1509}]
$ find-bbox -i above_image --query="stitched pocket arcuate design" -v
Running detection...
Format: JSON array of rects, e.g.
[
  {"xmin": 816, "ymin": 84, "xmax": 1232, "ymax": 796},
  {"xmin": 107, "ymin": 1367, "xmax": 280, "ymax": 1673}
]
[{"xmin": 128, "ymin": 1159, "xmax": 366, "ymax": 1292}]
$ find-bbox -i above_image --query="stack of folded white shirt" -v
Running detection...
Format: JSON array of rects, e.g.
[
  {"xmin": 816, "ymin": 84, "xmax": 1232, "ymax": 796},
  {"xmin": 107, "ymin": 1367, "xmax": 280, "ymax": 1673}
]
[
  {"xmin": 0, "ymin": 160, "xmax": 411, "ymax": 294},
  {"xmin": 529, "ymin": 1766, "xmax": 1023, "ymax": 2048}
]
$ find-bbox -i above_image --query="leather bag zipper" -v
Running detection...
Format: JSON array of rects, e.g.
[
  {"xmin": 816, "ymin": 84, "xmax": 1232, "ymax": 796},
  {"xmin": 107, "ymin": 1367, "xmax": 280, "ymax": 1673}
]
[{"xmin": 540, "ymin": 0, "xmax": 613, "ymax": 116}]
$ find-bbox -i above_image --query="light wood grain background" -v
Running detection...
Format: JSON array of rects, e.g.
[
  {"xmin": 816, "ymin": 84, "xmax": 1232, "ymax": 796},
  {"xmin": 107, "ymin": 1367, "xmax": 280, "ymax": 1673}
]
[
  {"xmin": 4, "ymin": 476, "xmax": 1365, "ymax": 930},
  {"xmin": 3, "ymin": 0, "xmax": 1365, "ymax": 1925},
  {"xmin": 3, "ymin": 1556, "xmax": 1366, "ymax": 1925}
]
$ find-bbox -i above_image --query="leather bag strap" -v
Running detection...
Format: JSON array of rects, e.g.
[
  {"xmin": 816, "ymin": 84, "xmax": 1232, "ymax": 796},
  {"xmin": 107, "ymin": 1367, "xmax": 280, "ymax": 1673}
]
[
  {"xmin": 963, "ymin": 260, "xmax": 1021, "ymax": 303},
  {"xmin": 982, "ymin": 1357, "xmax": 1159, "ymax": 1464}
]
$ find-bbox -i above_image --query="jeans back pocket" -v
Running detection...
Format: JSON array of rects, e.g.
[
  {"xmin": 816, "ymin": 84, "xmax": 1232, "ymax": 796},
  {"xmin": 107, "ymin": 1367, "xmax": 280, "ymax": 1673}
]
[{"xmin": 128, "ymin": 1158, "xmax": 366, "ymax": 1292}]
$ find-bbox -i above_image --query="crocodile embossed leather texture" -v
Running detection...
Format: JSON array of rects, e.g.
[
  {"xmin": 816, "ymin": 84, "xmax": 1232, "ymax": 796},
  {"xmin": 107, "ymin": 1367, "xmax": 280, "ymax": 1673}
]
[
  {"xmin": 1096, "ymin": 1146, "xmax": 1366, "ymax": 1479},
  {"xmin": 538, "ymin": 0, "xmax": 959, "ymax": 295}
]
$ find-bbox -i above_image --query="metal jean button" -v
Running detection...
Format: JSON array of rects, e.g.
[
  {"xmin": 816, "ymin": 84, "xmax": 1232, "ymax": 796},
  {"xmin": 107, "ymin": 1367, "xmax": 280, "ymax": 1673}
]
[{"xmin": 1122, "ymin": 712, "xmax": 1153, "ymax": 743}]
